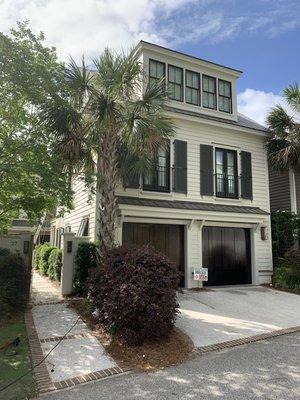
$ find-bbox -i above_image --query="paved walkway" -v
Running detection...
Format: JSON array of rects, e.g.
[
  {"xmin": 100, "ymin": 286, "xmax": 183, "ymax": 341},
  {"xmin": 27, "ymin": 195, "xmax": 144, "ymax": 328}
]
[{"xmin": 28, "ymin": 271, "xmax": 122, "ymax": 394}]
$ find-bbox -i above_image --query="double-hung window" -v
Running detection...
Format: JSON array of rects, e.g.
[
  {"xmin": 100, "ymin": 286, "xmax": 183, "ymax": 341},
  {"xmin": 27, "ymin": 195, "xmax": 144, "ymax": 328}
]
[
  {"xmin": 185, "ymin": 70, "xmax": 200, "ymax": 106},
  {"xmin": 218, "ymin": 79, "xmax": 232, "ymax": 113},
  {"xmin": 168, "ymin": 65, "xmax": 183, "ymax": 102},
  {"xmin": 215, "ymin": 148, "xmax": 238, "ymax": 198},
  {"xmin": 149, "ymin": 59, "xmax": 165, "ymax": 86},
  {"xmin": 143, "ymin": 146, "xmax": 170, "ymax": 192},
  {"xmin": 203, "ymin": 75, "xmax": 216, "ymax": 109}
]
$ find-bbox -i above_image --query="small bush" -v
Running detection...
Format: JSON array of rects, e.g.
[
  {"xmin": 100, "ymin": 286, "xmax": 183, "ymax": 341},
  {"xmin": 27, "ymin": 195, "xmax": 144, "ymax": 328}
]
[
  {"xmin": 73, "ymin": 242, "xmax": 97, "ymax": 295},
  {"xmin": 0, "ymin": 248, "xmax": 30, "ymax": 319},
  {"xmin": 273, "ymin": 248, "xmax": 300, "ymax": 292},
  {"xmin": 39, "ymin": 244, "xmax": 56, "ymax": 275},
  {"xmin": 87, "ymin": 245, "xmax": 179, "ymax": 346},
  {"xmin": 33, "ymin": 243, "xmax": 45, "ymax": 270},
  {"xmin": 271, "ymin": 211, "xmax": 300, "ymax": 258},
  {"xmin": 48, "ymin": 248, "xmax": 62, "ymax": 281}
]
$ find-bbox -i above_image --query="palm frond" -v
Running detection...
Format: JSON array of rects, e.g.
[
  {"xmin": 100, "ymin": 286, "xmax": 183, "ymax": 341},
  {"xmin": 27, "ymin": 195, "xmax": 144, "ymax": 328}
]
[
  {"xmin": 266, "ymin": 105, "xmax": 295, "ymax": 137},
  {"xmin": 283, "ymin": 82, "xmax": 300, "ymax": 113}
]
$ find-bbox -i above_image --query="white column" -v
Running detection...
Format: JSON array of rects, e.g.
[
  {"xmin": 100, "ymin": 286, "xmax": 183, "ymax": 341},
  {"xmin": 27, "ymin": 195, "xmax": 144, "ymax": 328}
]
[{"xmin": 289, "ymin": 169, "xmax": 297, "ymax": 213}]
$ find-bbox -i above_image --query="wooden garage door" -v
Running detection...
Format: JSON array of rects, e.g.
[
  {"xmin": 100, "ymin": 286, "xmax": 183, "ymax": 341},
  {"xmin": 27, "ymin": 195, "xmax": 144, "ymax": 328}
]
[
  {"xmin": 202, "ymin": 227, "xmax": 251, "ymax": 286},
  {"xmin": 122, "ymin": 223, "xmax": 185, "ymax": 287}
]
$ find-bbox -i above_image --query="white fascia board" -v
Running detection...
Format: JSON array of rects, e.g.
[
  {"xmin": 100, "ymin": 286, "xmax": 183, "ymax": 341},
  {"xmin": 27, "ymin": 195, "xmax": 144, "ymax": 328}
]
[{"xmin": 119, "ymin": 204, "xmax": 266, "ymax": 224}]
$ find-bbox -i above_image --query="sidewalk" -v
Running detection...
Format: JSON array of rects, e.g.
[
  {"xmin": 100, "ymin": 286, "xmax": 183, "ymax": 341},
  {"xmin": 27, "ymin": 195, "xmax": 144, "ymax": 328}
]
[{"xmin": 26, "ymin": 271, "xmax": 127, "ymax": 394}]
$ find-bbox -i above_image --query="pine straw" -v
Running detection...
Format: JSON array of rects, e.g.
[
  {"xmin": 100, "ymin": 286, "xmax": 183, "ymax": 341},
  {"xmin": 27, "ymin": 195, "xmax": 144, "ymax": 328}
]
[{"xmin": 68, "ymin": 299, "xmax": 193, "ymax": 372}]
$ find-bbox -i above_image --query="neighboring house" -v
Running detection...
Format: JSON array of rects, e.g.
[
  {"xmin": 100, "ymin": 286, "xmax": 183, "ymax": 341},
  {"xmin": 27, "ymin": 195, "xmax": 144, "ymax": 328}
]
[
  {"xmin": 50, "ymin": 41, "xmax": 273, "ymax": 288},
  {"xmin": 8, "ymin": 214, "xmax": 50, "ymax": 244},
  {"xmin": 269, "ymin": 168, "xmax": 300, "ymax": 213}
]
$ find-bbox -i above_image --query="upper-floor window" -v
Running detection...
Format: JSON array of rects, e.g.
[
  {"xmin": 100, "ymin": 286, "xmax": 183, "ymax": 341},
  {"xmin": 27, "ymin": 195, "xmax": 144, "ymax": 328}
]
[
  {"xmin": 78, "ymin": 217, "xmax": 89, "ymax": 237},
  {"xmin": 203, "ymin": 75, "xmax": 217, "ymax": 110},
  {"xmin": 185, "ymin": 70, "xmax": 200, "ymax": 106},
  {"xmin": 149, "ymin": 59, "xmax": 165, "ymax": 86},
  {"xmin": 218, "ymin": 79, "xmax": 232, "ymax": 113},
  {"xmin": 215, "ymin": 148, "xmax": 238, "ymax": 198},
  {"xmin": 168, "ymin": 65, "xmax": 183, "ymax": 102},
  {"xmin": 143, "ymin": 146, "xmax": 170, "ymax": 192}
]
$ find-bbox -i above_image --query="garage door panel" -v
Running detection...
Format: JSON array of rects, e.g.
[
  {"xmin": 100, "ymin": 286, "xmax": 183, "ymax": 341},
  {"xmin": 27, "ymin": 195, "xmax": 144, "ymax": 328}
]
[{"xmin": 203, "ymin": 227, "xmax": 251, "ymax": 286}]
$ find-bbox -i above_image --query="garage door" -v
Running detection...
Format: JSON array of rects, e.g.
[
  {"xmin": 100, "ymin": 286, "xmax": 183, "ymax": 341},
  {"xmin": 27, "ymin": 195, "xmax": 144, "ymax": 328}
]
[
  {"xmin": 202, "ymin": 227, "xmax": 251, "ymax": 286},
  {"xmin": 122, "ymin": 223, "xmax": 185, "ymax": 287}
]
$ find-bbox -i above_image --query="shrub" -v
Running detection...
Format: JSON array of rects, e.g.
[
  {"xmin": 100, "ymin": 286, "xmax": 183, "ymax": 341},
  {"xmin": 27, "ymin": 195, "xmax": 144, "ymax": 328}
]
[
  {"xmin": 0, "ymin": 248, "xmax": 30, "ymax": 319},
  {"xmin": 48, "ymin": 248, "xmax": 62, "ymax": 281},
  {"xmin": 39, "ymin": 244, "xmax": 56, "ymax": 275},
  {"xmin": 271, "ymin": 211, "xmax": 300, "ymax": 258},
  {"xmin": 87, "ymin": 245, "xmax": 179, "ymax": 346},
  {"xmin": 73, "ymin": 242, "xmax": 97, "ymax": 295},
  {"xmin": 33, "ymin": 243, "xmax": 45, "ymax": 270},
  {"xmin": 273, "ymin": 249, "xmax": 300, "ymax": 292}
]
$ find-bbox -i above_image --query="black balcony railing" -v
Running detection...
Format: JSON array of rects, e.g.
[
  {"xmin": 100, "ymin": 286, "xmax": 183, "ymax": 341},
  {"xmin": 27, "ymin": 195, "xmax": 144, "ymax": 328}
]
[
  {"xmin": 215, "ymin": 173, "xmax": 238, "ymax": 198},
  {"xmin": 143, "ymin": 165, "xmax": 170, "ymax": 192}
]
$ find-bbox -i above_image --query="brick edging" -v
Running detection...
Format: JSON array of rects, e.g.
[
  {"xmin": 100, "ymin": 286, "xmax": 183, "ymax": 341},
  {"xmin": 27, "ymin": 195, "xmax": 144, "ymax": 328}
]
[
  {"xmin": 193, "ymin": 325, "xmax": 300, "ymax": 356},
  {"xmin": 53, "ymin": 366, "xmax": 131, "ymax": 390},
  {"xmin": 24, "ymin": 310, "xmax": 55, "ymax": 394}
]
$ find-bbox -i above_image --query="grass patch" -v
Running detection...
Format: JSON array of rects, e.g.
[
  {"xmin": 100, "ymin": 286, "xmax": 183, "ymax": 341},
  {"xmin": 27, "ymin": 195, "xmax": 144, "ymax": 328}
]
[
  {"xmin": 68, "ymin": 299, "xmax": 193, "ymax": 372},
  {"xmin": 0, "ymin": 316, "xmax": 36, "ymax": 400}
]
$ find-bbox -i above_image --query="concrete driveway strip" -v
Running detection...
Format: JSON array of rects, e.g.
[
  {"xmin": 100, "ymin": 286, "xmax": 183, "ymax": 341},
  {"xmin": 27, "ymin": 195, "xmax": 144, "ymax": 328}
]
[
  {"xmin": 40, "ymin": 332, "xmax": 300, "ymax": 400},
  {"xmin": 176, "ymin": 286, "xmax": 300, "ymax": 347}
]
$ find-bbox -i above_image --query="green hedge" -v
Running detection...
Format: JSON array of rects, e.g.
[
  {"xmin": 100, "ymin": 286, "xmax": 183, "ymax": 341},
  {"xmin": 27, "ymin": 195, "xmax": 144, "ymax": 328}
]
[
  {"xmin": 73, "ymin": 242, "xmax": 97, "ymax": 295},
  {"xmin": 39, "ymin": 244, "xmax": 56, "ymax": 275},
  {"xmin": 0, "ymin": 248, "xmax": 30, "ymax": 319},
  {"xmin": 273, "ymin": 249, "xmax": 300, "ymax": 293},
  {"xmin": 33, "ymin": 243, "xmax": 46, "ymax": 270},
  {"xmin": 48, "ymin": 248, "xmax": 62, "ymax": 281}
]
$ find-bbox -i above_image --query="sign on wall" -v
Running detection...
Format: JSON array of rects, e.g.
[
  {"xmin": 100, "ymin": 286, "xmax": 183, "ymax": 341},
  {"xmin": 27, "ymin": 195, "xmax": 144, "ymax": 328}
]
[{"xmin": 193, "ymin": 267, "xmax": 208, "ymax": 281}]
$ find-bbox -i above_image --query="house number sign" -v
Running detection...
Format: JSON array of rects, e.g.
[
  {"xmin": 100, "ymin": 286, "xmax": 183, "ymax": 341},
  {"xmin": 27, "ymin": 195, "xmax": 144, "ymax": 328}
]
[{"xmin": 193, "ymin": 267, "xmax": 208, "ymax": 281}]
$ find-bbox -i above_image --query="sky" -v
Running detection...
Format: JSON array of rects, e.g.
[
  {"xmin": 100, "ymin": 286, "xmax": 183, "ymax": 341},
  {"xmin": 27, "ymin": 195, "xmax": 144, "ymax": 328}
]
[{"xmin": 1, "ymin": 0, "xmax": 299, "ymax": 125}]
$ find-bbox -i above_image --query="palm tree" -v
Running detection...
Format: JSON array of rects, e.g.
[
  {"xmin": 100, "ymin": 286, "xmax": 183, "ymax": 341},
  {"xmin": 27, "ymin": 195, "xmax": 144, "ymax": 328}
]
[
  {"xmin": 42, "ymin": 49, "xmax": 174, "ymax": 255},
  {"xmin": 266, "ymin": 83, "xmax": 300, "ymax": 171}
]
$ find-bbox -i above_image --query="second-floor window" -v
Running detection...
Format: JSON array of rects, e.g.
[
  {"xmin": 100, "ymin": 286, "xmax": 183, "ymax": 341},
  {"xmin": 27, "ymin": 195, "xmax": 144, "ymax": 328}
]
[
  {"xmin": 143, "ymin": 146, "xmax": 170, "ymax": 192},
  {"xmin": 215, "ymin": 148, "xmax": 238, "ymax": 198},
  {"xmin": 218, "ymin": 79, "xmax": 232, "ymax": 113},
  {"xmin": 149, "ymin": 59, "xmax": 165, "ymax": 86},
  {"xmin": 203, "ymin": 75, "xmax": 217, "ymax": 109},
  {"xmin": 185, "ymin": 70, "xmax": 200, "ymax": 106},
  {"xmin": 168, "ymin": 65, "xmax": 183, "ymax": 102}
]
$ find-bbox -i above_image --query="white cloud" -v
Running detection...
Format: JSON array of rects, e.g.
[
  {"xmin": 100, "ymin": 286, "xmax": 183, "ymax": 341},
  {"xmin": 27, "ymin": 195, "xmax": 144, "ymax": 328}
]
[
  {"xmin": 237, "ymin": 88, "xmax": 300, "ymax": 126},
  {"xmin": 0, "ymin": 0, "xmax": 299, "ymax": 62}
]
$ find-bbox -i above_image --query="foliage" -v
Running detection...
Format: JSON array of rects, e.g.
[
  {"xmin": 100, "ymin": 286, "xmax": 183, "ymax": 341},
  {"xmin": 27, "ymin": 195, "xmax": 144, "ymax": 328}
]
[
  {"xmin": 42, "ymin": 49, "xmax": 175, "ymax": 253},
  {"xmin": 33, "ymin": 243, "xmax": 44, "ymax": 270},
  {"xmin": 47, "ymin": 248, "xmax": 62, "ymax": 281},
  {"xmin": 38, "ymin": 244, "xmax": 56, "ymax": 275},
  {"xmin": 0, "ymin": 317, "xmax": 36, "ymax": 399},
  {"xmin": 0, "ymin": 248, "xmax": 30, "ymax": 319},
  {"xmin": 266, "ymin": 82, "xmax": 300, "ymax": 171},
  {"xmin": 0, "ymin": 22, "xmax": 73, "ymax": 232},
  {"xmin": 87, "ymin": 245, "xmax": 179, "ymax": 346},
  {"xmin": 73, "ymin": 242, "xmax": 97, "ymax": 295},
  {"xmin": 273, "ymin": 249, "xmax": 300, "ymax": 293},
  {"xmin": 271, "ymin": 211, "xmax": 300, "ymax": 258}
]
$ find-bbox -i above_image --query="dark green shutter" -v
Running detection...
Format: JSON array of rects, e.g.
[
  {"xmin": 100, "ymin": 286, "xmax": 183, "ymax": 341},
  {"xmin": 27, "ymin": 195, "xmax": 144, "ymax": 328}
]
[
  {"xmin": 241, "ymin": 151, "xmax": 253, "ymax": 200},
  {"xmin": 173, "ymin": 140, "xmax": 187, "ymax": 194},
  {"xmin": 200, "ymin": 144, "xmax": 214, "ymax": 195}
]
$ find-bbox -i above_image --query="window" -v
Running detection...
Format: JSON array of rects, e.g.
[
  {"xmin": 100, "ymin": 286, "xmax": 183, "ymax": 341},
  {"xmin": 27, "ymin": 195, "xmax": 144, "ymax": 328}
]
[
  {"xmin": 185, "ymin": 70, "xmax": 200, "ymax": 106},
  {"xmin": 215, "ymin": 148, "xmax": 238, "ymax": 198},
  {"xmin": 56, "ymin": 227, "xmax": 64, "ymax": 248},
  {"xmin": 143, "ymin": 146, "xmax": 170, "ymax": 192},
  {"xmin": 203, "ymin": 75, "xmax": 216, "ymax": 109},
  {"xmin": 65, "ymin": 226, "xmax": 71, "ymax": 233},
  {"xmin": 149, "ymin": 59, "xmax": 165, "ymax": 86},
  {"xmin": 78, "ymin": 217, "xmax": 89, "ymax": 237},
  {"xmin": 168, "ymin": 65, "xmax": 183, "ymax": 101},
  {"xmin": 218, "ymin": 79, "xmax": 232, "ymax": 113}
]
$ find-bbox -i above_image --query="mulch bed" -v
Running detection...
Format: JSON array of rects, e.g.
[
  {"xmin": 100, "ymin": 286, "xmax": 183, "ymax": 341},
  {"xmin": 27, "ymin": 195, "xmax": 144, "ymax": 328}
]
[{"xmin": 68, "ymin": 299, "xmax": 193, "ymax": 372}]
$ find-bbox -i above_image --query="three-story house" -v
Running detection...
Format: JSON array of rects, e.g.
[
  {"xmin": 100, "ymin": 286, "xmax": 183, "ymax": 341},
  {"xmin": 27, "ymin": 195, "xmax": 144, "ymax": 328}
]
[{"xmin": 51, "ymin": 41, "xmax": 273, "ymax": 288}]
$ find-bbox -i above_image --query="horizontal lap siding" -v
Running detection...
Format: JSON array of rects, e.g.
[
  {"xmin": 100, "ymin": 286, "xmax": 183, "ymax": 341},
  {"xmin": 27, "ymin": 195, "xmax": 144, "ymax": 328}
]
[
  {"xmin": 268, "ymin": 169, "xmax": 291, "ymax": 211},
  {"xmin": 62, "ymin": 178, "xmax": 96, "ymax": 240}
]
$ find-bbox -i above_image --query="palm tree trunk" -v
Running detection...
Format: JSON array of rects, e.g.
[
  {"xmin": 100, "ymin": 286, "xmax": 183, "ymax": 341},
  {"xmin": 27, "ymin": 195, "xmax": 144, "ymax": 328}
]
[{"xmin": 96, "ymin": 130, "xmax": 119, "ymax": 256}]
